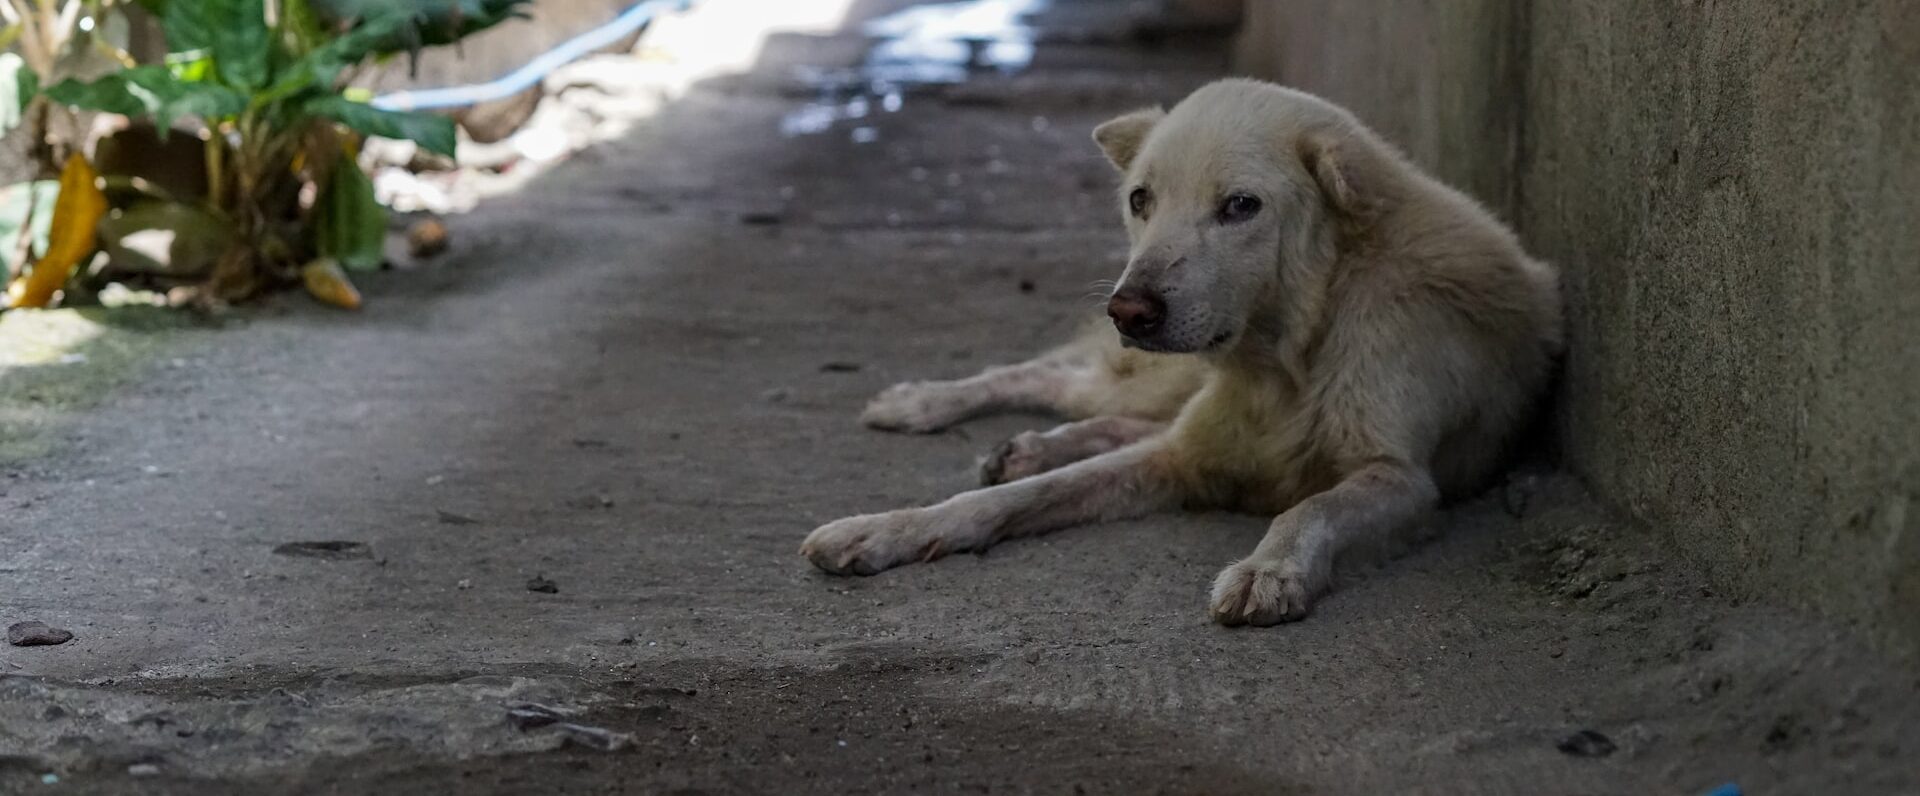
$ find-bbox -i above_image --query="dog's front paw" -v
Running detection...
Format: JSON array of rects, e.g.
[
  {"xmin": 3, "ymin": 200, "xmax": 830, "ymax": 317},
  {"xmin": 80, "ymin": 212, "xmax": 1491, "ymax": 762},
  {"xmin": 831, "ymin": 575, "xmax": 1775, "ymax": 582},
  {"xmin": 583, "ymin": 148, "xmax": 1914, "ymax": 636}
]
[
  {"xmin": 979, "ymin": 431, "xmax": 1048, "ymax": 485},
  {"xmin": 860, "ymin": 382, "xmax": 968, "ymax": 433},
  {"xmin": 1208, "ymin": 559, "xmax": 1319, "ymax": 626},
  {"xmin": 801, "ymin": 510, "xmax": 953, "ymax": 575}
]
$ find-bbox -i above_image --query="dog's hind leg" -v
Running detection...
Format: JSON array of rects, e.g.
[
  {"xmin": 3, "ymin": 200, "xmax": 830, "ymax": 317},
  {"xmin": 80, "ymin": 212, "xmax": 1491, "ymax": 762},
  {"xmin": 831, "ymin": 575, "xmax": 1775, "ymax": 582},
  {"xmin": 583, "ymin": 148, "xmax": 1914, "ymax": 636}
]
[
  {"xmin": 802, "ymin": 440, "xmax": 1184, "ymax": 575},
  {"xmin": 861, "ymin": 320, "xmax": 1205, "ymax": 433},
  {"xmin": 978, "ymin": 416, "xmax": 1167, "ymax": 485},
  {"xmin": 860, "ymin": 352, "xmax": 1094, "ymax": 434}
]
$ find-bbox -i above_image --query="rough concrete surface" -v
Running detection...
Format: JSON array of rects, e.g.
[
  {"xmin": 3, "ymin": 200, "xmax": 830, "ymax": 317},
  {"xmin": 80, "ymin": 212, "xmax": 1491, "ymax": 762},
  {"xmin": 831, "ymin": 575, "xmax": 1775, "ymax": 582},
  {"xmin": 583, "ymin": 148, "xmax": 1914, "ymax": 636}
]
[
  {"xmin": 1235, "ymin": 0, "xmax": 1522, "ymax": 218},
  {"xmin": 3, "ymin": 2, "xmax": 1919, "ymax": 793},
  {"xmin": 1239, "ymin": 1, "xmax": 1920, "ymax": 660}
]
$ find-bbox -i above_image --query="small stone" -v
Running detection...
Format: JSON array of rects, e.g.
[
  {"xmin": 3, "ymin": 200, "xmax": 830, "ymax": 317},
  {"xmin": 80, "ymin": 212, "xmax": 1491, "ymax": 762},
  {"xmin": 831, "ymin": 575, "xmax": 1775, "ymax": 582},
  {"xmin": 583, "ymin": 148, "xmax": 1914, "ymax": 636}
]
[
  {"xmin": 436, "ymin": 509, "xmax": 480, "ymax": 526},
  {"xmin": 558, "ymin": 722, "xmax": 631, "ymax": 751},
  {"xmin": 7, "ymin": 621, "xmax": 74, "ymax": 647},
  {"xmin": 456, "ymin": 579, "xmax": 473, "ymax": 590},
  {"xmin": 738, "ymin": 211, "xmax": 783, "ymax": 226},
  {"xmin": 569, "ymin": 493, "xmax": 615, "ymax": 510},
  {"xmin": 527, "ymin": 575, "xmax": 559, "ymax": 594},
  {"xmin": 1503, "ymin": 474, "xmax": 1536, "ymax": 517},
  {"xmin": 127, "ymin": 763, "xmax": 161, "ymax": 777},
  {"xmin": 1017, "ymin": 279, "xmax": 1036, "ymax": 293},
  {"xmin": 819, "ymin": 361, "xmax": 863, "ymax": 373},
  {"xmin": 1556, "ymin": 729, "xmax": 1617, "ymax": 757},
  {"xmin": 406, "ymin": 217, "xmax": 451, "ymax": 259},
  {"xmin": 506, "ymin": 702, "xmax": 567, "ymax": 730},
  {"xmin": 273, "ymin": 540, "xmax": 372, "ymax": 560}
]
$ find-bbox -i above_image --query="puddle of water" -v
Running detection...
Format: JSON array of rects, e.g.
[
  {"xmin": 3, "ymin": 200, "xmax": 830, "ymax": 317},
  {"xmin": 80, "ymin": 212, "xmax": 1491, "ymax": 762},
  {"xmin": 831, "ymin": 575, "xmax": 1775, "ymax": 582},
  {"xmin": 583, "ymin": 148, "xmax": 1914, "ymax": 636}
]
[{"xmin": 779, "ymin": 0, "xmax": 1049, "ymax": 140}]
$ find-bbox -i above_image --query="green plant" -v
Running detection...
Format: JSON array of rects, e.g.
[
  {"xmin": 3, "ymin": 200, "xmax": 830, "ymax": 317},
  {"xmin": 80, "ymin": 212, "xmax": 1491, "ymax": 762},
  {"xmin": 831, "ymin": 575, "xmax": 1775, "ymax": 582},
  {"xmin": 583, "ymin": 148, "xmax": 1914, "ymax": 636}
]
[
  {"xmin": 24, "ymin": 0, "xmax": 526, "ymax": 303},
  {"xmin": 1, "ymin": 1, "xmax": 142, "ymax": 168},
  {"xmin": 2, "ymin": 0, "xmax": 145, "ymax": 294}
]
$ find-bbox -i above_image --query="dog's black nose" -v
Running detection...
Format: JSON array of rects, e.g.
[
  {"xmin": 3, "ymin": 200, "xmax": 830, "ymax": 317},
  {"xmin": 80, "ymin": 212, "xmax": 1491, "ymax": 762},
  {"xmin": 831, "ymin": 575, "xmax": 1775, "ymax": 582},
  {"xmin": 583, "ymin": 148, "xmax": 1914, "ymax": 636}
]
[{"xmin": 1108, "ymin": 287, "xmax": 1166, "ymax": 338}]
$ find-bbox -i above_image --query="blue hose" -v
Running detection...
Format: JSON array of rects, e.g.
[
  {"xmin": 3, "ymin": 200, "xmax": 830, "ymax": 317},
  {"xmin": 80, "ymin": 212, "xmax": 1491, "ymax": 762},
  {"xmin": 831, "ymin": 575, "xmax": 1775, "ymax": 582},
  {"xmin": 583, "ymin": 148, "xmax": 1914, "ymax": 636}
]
[{"xmin": 370, "ymin": 0, "xmax": 694, "ymax": 112}]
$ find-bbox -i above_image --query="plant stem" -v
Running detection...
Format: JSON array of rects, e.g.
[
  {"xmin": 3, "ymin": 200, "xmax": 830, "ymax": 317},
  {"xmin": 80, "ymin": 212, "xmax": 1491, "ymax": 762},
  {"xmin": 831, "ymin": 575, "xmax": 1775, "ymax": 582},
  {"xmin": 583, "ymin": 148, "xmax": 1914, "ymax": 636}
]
[
  {"xmin": 204, "ymin": 129, "xmax": 226, "ymax": 210},
  {"xmin": 25, "ymin": 96, "xmax": 55, "ymax": 177}
]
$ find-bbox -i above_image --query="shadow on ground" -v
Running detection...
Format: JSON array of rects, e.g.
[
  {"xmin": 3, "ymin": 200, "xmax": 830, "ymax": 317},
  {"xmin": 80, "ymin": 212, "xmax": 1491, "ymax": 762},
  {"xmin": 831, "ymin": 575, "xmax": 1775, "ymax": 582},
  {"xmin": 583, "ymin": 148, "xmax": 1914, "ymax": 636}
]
[{"xmin": 1, "ymin": 2, "xmax": 1915, "ymax": 794}]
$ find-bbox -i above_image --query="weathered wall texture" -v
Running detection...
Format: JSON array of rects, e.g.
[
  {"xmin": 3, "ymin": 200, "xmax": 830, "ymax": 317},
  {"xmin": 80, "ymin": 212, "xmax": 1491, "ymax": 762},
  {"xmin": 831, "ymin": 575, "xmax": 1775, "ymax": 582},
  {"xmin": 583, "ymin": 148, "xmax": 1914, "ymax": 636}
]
[
  {"xmin": 1236, "ymin": 1, "xmax": 1521, "ymax": 217},
  {"xmin": 1237, "ymin": 1, "xmax": 1920, "ymax": 657}
]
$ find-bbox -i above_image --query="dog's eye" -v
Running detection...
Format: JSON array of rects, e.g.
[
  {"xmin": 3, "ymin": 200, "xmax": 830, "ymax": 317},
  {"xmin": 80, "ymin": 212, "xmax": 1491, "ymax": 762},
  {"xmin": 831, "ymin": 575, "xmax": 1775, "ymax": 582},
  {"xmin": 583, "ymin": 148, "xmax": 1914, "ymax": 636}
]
[
  {"xmin": 1128, "ymin": 188, "xmax": 1151, "ymax": 217},
  {"xmin": 1219, "ymin": 194, "xmax": 1262, "ymax": 223}
]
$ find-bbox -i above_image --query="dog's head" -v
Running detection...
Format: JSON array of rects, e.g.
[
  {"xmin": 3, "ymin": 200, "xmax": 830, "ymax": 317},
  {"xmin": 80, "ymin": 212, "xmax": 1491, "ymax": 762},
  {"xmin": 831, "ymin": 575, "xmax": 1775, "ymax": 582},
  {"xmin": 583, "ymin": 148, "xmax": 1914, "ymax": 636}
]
[{"xmin": 1093, "ymin": 80, "xmax": 1375, "ymax": 354}]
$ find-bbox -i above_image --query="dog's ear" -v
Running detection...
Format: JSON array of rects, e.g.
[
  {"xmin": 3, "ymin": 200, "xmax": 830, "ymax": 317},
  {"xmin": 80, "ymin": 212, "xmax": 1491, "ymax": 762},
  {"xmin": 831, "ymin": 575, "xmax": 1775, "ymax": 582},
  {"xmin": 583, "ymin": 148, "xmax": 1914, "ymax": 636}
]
[
  {"xmin": 1092, "ymin": 107, "xmax": 1164, "ymax": 171},
  {"xmin": 1299, "ymin": 133, "xmax": 1374, "ymax": 222}
]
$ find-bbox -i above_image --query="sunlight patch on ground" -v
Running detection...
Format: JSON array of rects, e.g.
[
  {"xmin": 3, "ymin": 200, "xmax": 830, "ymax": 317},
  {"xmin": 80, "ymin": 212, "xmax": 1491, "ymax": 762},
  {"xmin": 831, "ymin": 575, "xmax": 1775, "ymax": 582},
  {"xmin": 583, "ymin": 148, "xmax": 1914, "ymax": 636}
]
[
  {"xmin": 375, "ymin": 0, "xmax": 860, "ymax": 214},
  {"xmin": 0, "ymin": 308, "xmax": 191, "ymax": 464},
  {"xmin": 0, "ymin": 309, "xmax": 106, "ymax": 368}
]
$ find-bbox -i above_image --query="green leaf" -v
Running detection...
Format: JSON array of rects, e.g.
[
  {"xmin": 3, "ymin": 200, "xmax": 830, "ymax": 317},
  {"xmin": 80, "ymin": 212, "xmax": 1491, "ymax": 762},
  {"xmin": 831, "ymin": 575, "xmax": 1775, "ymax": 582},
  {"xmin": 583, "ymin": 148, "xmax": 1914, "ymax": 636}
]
[
  {"xmin": 163, "ymin": 0, "xmax": 271, "ymax": 88},
  {"xmin": 315, "ymin": 0, "xmax": 533, "ymax": 53},
  {"xmin": 158, "ymin": 0, "xmax": 212, "ymax": 52},
  {"xmin": 261, "ymin": 11, "xmax": 408, "ymax": 103},
  {"xmin": 45, "ymin": 70, "xmax": 156, "ymax": 117},
  {"xmin": 150, "ymin": 82, "xmax": 249, "ymax": 130},
  {"xmin": 216, "ymin": 0, "xmax": 272, "ymax": 89},
  {"xmin": 314, "ymin": 161, "xmax": 387, "ymax": 271},
  {"xmin": 1, "ymin": 54, "xmax": 37, "ymax": 134},
  {"xmin": 305, "ymin": 11, "xmax": 410, "ymax": 76},
  {"xmin": 165, "ymin": 52, "xmax": 214, "ymax": 83},
  {"xmin": 305, "ymin": 95, "xmax": 455, "ymax": 157},
  {"xmin": 46, "ymin": 67, "xmax": 247, "ymax": 129},
  {"xmin": 280, "ymin": 0, "xmax": 330, "ymax": 54}
]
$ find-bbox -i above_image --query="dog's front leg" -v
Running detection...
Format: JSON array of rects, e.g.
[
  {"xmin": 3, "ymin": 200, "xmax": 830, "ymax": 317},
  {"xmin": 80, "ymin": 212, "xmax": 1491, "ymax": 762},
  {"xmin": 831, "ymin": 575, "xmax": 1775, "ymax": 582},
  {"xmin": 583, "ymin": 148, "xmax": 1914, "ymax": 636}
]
[
  {"xmin": 1209, "ymin": 461, "xmax": 1439, "ymax": 626},
  {"xmin": 802, "ymin": 441, "xmax": 1182, "ymax": 575}
]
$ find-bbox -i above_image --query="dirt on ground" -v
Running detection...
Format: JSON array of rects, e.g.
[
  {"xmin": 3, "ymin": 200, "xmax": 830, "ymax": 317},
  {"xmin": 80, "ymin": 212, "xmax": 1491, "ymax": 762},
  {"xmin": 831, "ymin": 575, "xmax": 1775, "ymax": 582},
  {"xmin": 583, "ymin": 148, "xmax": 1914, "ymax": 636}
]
[{"xmin": 2, "ymin": 2, "xmax": 1917, "ymax": 794}]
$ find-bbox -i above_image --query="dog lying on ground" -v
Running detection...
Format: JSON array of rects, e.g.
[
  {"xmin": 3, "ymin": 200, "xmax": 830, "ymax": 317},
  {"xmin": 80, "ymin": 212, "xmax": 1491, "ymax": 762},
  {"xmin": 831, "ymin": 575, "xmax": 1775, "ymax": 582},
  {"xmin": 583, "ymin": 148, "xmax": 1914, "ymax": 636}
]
[{"xmin": 801, "ymin": 78, "xmax": 1563, "ymax": 625}]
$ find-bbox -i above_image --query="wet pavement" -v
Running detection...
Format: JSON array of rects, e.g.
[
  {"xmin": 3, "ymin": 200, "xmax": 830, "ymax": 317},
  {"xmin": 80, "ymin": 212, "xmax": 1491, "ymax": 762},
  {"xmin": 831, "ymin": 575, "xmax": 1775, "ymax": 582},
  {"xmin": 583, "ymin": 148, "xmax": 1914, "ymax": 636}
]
[{"xmin": 3, "ymin": 2, "xmax": 1918, "ymax": 793}]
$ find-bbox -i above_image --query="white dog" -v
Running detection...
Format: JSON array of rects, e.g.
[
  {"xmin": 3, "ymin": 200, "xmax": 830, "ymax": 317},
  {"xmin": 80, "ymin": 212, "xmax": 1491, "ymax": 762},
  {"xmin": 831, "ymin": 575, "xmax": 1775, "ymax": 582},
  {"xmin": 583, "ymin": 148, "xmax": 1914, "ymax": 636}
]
[{"xmin": 803, "ymin": 78, "xmax": 1563, "ymax": 626}]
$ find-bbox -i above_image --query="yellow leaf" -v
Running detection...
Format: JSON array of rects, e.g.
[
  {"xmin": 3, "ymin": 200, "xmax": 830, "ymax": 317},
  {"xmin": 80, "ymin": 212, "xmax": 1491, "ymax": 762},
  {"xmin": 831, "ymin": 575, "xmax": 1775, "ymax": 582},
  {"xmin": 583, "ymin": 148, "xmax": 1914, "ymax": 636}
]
[
  {"xmin": 301, "ymin": 257, "xmax": 362, "ymax": 310},
  {"xmin": 5, "ymin": 154, "xmax": 108, "ymax": 309}
]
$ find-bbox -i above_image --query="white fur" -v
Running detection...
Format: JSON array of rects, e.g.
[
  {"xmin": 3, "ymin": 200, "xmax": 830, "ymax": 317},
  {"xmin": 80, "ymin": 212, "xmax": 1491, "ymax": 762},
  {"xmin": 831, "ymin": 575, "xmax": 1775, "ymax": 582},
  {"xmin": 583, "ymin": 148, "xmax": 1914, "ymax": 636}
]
[{"xmin": 805, "ymin": 79, "xmax": 1563, "ymax": 626}]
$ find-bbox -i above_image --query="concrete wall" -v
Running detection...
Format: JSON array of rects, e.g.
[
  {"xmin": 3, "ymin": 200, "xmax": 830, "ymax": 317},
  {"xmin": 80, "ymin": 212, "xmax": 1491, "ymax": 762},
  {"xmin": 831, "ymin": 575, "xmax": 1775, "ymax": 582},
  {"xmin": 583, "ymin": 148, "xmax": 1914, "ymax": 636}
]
[
  {"xmin": 1236, "ymin": 1, "xmax": 1920, "ymax": 658},
  {"xmin": 1236, "ymin": 1, "xmax": 1521, "ymax": 217}
]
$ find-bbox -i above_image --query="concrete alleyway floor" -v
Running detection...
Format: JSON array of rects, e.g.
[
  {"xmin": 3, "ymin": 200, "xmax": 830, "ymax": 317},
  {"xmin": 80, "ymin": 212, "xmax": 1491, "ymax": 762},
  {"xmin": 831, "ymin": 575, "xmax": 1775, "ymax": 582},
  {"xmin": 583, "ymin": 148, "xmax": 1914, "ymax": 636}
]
[{"xmin": 3, "ymin": 2, "xmax": 1917, "ymax": 793}]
